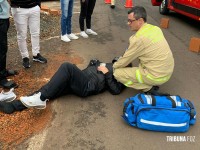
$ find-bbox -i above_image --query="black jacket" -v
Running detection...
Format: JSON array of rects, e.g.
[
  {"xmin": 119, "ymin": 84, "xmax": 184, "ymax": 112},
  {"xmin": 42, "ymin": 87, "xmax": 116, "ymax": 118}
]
[{"xmin": 82, "ymin": 60, "xmax": 125, "ymax": 96}]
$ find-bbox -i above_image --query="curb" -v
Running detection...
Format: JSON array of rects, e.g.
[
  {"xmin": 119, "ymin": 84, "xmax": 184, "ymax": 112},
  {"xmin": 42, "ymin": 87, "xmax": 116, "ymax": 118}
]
[{"xmin": 41, "ymin": 5, "xmax": 61, "ymax": 16}]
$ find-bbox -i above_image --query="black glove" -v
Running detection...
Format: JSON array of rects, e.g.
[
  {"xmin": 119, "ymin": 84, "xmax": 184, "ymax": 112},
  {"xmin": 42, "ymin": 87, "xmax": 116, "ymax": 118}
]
[
  {"xmin": 126, "ymin": 63, "xmax": 132, "ymax": 67},
  {"xmin": 88, "ymin": 59, "xmax": 100, "ymax": 67},
  {"xmin": 112, "ymin": 56, "xmax": 120, "ymax": 64}
]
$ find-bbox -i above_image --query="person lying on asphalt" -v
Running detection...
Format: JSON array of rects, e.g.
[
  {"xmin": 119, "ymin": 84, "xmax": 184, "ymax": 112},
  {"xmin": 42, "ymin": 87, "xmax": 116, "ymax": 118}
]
[{"xmin": 0, "ymin": 59, "xmax": 125, "ymax": 114}]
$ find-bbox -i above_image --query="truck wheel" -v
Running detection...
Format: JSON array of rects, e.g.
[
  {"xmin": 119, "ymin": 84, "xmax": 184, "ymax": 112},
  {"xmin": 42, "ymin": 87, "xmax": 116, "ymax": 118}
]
[{"xmin": 159, "ymin": 0, "xmax": 169, "ymax": 15}]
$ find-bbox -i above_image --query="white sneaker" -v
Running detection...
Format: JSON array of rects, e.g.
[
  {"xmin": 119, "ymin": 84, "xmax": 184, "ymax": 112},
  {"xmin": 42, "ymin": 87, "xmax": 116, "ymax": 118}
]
[
  {"xmin": 61, "ymin": 35, "xmax": 71, "ymax": 42},
  {"xmin": 86, "ymin": 29, "xmax": 98, "ymax": 35},
  {"xmin": 0, "ymin": 88, "xmax": 16, "ymax": 102},
  {"xmin": 20, "ymin": 92, "xmax": 48, "ymax": 109},
  {"xmin": 80, "ymin": 31, "xmax": 89, "ymax": 38},
  {"xmin": 68, "ymin": 33, "xmax": 79, "ymax": 40}
]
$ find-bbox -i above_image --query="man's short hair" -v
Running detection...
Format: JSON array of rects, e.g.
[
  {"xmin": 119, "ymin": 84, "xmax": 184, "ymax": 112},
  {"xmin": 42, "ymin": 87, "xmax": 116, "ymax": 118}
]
[{"xmin": 128, "ymin": 6, "xmax": 147, "ymax": 22}]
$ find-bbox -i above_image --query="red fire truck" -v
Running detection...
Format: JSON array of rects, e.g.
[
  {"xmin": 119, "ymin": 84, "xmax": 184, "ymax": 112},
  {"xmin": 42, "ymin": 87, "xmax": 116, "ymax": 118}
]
[{"xmin": 151, "ymin": 0, "xmax": 200, "ymax": 21}]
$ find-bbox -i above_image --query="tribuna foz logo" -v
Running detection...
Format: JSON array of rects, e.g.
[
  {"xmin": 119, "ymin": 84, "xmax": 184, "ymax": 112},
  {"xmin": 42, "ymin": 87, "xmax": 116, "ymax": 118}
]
[{"xmin": 166, "ymin": 136, "xmax": 195, "ymax": 142}]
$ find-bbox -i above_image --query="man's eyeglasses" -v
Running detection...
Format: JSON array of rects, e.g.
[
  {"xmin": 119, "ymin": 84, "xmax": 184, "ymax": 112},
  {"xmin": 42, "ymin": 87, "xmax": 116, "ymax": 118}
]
[{"xmin": 127, "ymin": 19, "xmax": 137, "ymax": 24}]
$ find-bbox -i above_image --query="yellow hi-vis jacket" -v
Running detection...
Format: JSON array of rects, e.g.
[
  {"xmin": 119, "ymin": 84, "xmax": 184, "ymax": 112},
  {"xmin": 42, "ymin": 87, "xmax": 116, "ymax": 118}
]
[{"xmin": 113, "ymin": 23, "xmax": 174, "ymax": 84}]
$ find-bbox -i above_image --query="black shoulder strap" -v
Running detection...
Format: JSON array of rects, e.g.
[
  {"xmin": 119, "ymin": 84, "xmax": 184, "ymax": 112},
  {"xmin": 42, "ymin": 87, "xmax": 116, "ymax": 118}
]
[
  {"xmin": 187, "ymin": 100, "xmax": 195, "ymax": 119},
  {"xmin": 123, "ymin": 98, "xmax": 134, "ymax": 114},
  {"xmin": 176, "ymin": 95, "xmax": 183, "ymax": 102},
  {"xmin": 151, "ymin": 95, "xmax": 156, "ymax": 106},
  {"xmin": 166, "ymin": 96, "xmax": 176, "ymax": 108},
  {"xmin": 138, "ymin": 94, "xmax": 144, "ymax": 104},
  {"xmin": 150, "ymin": 95, "xmax": 176, "ymax": 108}
]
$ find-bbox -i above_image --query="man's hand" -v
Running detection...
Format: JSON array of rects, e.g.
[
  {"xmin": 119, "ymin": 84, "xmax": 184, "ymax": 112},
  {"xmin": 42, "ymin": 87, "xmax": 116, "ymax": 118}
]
[{"xmin": 97, "ymin": 66, "xmax": 109, "ymax": 74}]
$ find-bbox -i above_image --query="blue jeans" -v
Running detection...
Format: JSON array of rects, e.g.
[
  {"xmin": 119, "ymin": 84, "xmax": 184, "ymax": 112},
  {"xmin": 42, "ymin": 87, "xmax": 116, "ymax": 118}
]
[{"xmin": 61, "ymin": 0, "xmax": 74, "ymax": 35}]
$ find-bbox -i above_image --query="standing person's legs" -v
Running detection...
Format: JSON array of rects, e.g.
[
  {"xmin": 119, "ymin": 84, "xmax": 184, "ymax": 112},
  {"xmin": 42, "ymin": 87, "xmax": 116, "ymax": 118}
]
[
  {"xmin": 67, "ymin": 0, "xmax": 79, "ymax": 40},
  {"xmin": 11, "ymin": 8, "xmax": 31, "ymax": 68},
  {"xmin": 61, "ymin": 0, "xmax": 70, "ymax": 36},
  {"xmin": 85, "ymin": 0, "xmax": 97, "ymax": 35},
  {"xmin": 66, "ymin": 0, "xmax": 73, "ymax": 34},
  {"xmin": 79, "ymin": 0, "xmax": 88, "ymax": 31},
  {"xmin": 11, "ymin": 8, "xmax": 29, "ymax": 59},
  {"xmin": 29, "ymin": 6, "xmax": 40, "ymax": 57},
  {"xmin": 60, "ymin": 0, "xmax": 72, "ymax": 42},
  {"xmin": 0, "ymin": 19, "xmax": 17, "ymax": 88},
  {"xmin": 29, "ymin": 6, "xmax": 47, "ymax": 63},
  {"xmin": 0, "ymin": 19, "xmax": 9, "ymax": 80},
  {"xmin": 79, "ymin": 0, "xmax": 89, "ymax": 38},
  {"xmin": 86, "ymin": 0, "xmax": 96, "ymax": 29}
]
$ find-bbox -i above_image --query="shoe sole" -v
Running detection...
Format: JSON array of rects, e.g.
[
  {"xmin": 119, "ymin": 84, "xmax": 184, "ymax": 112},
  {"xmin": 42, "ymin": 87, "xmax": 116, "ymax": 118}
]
[
  {"xmin": 20, "ymin": 100, "xmax": 46, "ymax": 109},
  {"xmin": 33, "ymin": 59, "xmax": 47, "ymax": 63},
  {"xmin": 85, "ymin": 32, "xmax": 97, "ymax": 36},
  {"xmin": 87, "ymin": 34, "xmax": 97, "ymax": 36},
  {"xmin": 61, "ymin": 38, "xmax": 71, "ymax": 42},
  {"xmin": 80, "ymin": 35, "xmax": 88, "ymax": 38},
  {"xmin": 68, "ymin": 37, "xmax": 79, "ymax": 40}
]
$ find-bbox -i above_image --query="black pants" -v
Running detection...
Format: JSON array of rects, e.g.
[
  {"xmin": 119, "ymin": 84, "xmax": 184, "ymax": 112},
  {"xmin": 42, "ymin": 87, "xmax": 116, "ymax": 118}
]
[
  {"xmin": 0, "ymin": 19, "xmax": 9, "ymax": 80},
  {"xmin": 39, "ymin": 62, "xmax": 90, "ymax": 99},
  {"xmin": 0, "ymin": 63, "xmax": 91, "ymax": 113},
  {"xmin": 79, "ymin": 0, "xmax": 96, "ymax": 31}
]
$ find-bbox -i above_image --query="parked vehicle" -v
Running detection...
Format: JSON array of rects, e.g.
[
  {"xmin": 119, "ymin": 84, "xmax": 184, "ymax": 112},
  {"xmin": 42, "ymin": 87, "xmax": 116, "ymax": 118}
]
[{"xmin": 151, "ymin": 0, "xmax": 200, "ymax": 21}]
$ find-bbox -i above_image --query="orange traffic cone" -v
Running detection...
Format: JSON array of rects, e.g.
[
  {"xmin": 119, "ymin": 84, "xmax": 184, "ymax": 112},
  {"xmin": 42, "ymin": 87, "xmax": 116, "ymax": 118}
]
[
  {"xmin": 105, "ymin": 0, "xmax": 111, "ymax": 4},
  {"xmin": 124, "ymin": 0, "xmax": 133, "ymax": 8}
]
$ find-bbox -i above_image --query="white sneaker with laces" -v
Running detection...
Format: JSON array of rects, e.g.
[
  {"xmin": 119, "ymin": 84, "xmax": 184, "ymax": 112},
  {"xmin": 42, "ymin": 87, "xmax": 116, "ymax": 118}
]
[
  {"xmin": 68, "ymin": 33, "xmax": 79, "ymax": 40},
  {"xmin": 86, "ymin": 29, "xmax": 98, "ymax": 35},
  {"xmin": 0, "ymin": 88, "xmax": 16, "ymax": 102},
  {"xmin": 20, "ymin": 92, "xmax": 48, "ymax": 109},
  {"xmin": 61, "ymin": 35, "xmax": 71, "ymax": 42},
  {"xmin": 80, "ymin": 31, "xmax": 89, "ymax": 38}
]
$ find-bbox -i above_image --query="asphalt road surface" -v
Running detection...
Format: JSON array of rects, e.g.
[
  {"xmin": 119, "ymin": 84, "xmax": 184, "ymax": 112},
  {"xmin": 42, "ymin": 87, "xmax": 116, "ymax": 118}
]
[{"xmin": 17, "ymin": 0, "xmax": 200, "ymax": 149}]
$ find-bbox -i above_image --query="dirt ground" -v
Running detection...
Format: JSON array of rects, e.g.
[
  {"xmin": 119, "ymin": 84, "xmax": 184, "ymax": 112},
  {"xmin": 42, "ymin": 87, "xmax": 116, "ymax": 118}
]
[{"xmin": 0, "ymin": 13, "xmax": 83, "ymax": 149}]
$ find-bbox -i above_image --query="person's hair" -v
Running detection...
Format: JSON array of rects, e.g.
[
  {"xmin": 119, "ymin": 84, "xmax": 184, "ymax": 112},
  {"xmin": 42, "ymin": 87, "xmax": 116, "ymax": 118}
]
[{"xmin": 128, "ymin": 6, "xmax": 147, "ymax": 22}]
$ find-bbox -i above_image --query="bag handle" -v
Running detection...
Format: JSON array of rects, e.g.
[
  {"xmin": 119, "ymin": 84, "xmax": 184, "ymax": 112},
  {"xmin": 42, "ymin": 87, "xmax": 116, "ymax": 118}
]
[
  {"xmin": 166, "ymin": 96, "xmax": 176, "ymax": 108},
  {"xmin": 187, "ymin": 100, "xmax": 195, "ymax": 119},
  {"xmin": 151, "ymin": 95, "xmax": 156, "ymax": 106},
  {"xmin": 150, "ymin": 95, "xmax": 176, "ymax": 108},
  {"xmin": 138, "ymin": 94, "xmax": 144, "ymax": 104}
]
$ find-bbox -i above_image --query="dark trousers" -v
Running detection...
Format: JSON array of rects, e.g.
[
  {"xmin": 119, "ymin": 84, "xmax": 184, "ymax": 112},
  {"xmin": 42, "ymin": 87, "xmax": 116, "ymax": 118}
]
[
  {"xmin": 2, "ymin": 63, "xmax": 90, "ymax": 113},
  {"xmin": 79, "ymin": 0, "xmax": 96, "ymax": 31},
  {"xmin": 39, "ymin": 62, "xmax": 90, "ymax": 99},
  {"xmin": 0, "ymin": 19, "xmax": 9, "ymax": 80}
]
